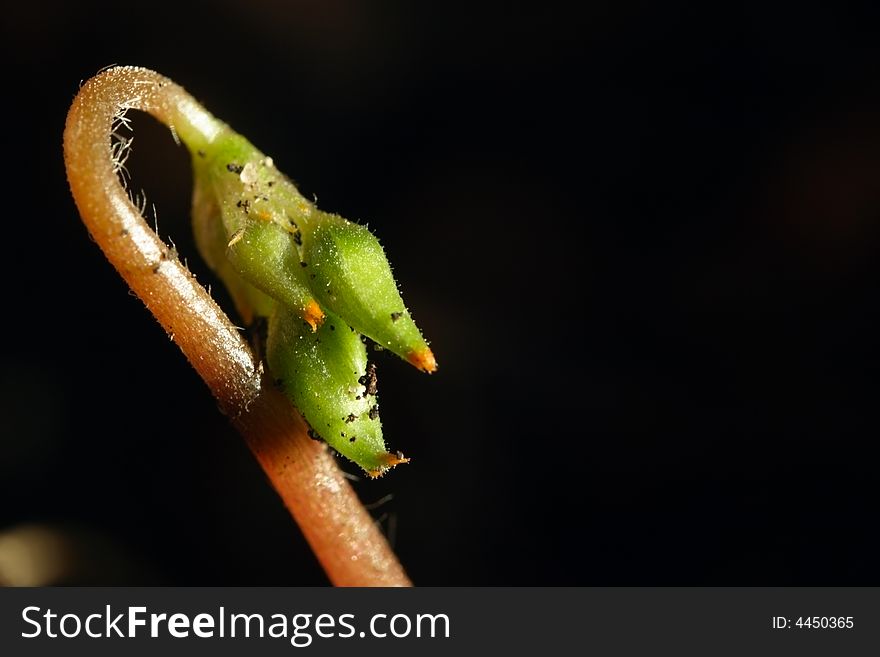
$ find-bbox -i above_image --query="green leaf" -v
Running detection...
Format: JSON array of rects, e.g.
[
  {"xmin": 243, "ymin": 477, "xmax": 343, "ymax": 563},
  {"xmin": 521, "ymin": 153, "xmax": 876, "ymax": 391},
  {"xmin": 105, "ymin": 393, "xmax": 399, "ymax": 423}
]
[
  {"xmin": 192, "ymin": 132, "xmax": 324, "ymax": 328},
  {"xmin": 266, "ymin": 305, "xmax": 406, "ymax": 476},
  {"xmin": 303, "ymin": 213, "xmax": 436, "ymax": 372}
]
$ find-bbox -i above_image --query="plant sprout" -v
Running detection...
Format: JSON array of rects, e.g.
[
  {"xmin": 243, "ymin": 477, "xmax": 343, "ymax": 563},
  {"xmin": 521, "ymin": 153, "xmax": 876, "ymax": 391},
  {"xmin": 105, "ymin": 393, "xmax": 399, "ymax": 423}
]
[
  {"xmin": 190, "ymin": 125, "xmax": 435, "ymax": 476},
  {"xmin": 63, "ymin": 66, "xmax": 434, "ymax": 586}
]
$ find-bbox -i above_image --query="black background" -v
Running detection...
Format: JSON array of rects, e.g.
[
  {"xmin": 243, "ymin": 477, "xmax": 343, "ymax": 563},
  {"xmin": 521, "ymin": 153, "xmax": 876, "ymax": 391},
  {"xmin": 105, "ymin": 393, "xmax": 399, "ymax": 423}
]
[{"xmin": 1, "ymin": 1, "xmax": 879, "ymax": 585}]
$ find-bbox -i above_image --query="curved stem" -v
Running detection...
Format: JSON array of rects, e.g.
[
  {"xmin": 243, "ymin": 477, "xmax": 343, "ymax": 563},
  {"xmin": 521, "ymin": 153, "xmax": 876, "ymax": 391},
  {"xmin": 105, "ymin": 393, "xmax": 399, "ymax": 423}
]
[{"xmin": 63, "ymin": 66, "xmax": 411, "ymax": 586}]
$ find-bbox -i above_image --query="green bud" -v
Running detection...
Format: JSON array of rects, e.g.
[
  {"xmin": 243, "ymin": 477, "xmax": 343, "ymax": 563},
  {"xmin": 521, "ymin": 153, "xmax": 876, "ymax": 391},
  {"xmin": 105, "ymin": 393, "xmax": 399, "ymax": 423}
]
[
  {"xmin": 302, "ymin": 213, "xmax": 436, "ymax": 372},
  {"xmin": 184, "ymin": 114, "xmax": 436, "ymax": 476},
  {"xmin": 192, "ymin": 132, "xmax": 324, "ymax": 329},
  {"xmin": 266, "ymin": 305, "xmax": 406, "ymax": 476}
]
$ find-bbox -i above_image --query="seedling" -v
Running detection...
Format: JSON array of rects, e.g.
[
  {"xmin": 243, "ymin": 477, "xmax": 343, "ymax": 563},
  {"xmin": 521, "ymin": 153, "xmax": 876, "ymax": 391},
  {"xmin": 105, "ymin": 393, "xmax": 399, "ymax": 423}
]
[{"xmin": 64, "ymin": 66, "xmax": 432, "ymax": 585}]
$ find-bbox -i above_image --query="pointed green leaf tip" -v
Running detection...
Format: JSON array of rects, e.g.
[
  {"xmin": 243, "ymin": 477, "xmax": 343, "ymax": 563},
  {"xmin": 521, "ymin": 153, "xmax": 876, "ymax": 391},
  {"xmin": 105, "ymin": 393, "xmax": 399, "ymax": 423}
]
[
  {"xmin": 186, "ymin": 121, "xmax": 434, "ymax": 475},
  {"xmin": 303, "ymin": 213, "xmax": 436, "ymax": 372},
  {"xmin": 268, "ymin": 307, "xmax": 406, "ymax": 477}
]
